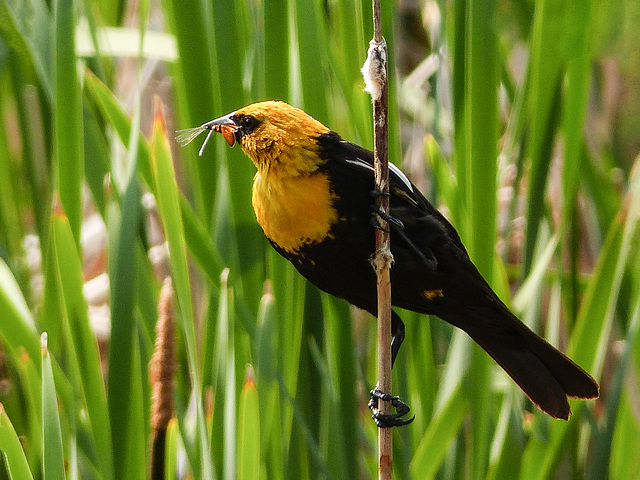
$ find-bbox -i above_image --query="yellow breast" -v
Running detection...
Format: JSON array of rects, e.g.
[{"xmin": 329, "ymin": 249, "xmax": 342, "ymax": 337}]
[{"xmin": 252, "ymin": 170, "xmax": 339, "ymax": 254}]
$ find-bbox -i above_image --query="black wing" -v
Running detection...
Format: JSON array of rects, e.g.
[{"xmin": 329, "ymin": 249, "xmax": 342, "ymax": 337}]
[
  {"xmin": 318, "ymin": 133, "xmax": 469, "ymax": 263},
  {"xmin": 318, "ymin": 133, "xmax": 600, "ymax": 418}
]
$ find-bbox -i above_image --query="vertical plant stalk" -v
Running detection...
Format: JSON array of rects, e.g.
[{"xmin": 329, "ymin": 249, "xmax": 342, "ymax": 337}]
[
  {"xmin": 149, "ymin": 277, "xmax": 177, "ymax": 480},
  {"xmin": 54, "ymin": 0, "xmax": 83, "ymax": 247},
  {"xmin": 362, "ymin": 1, "xmax": 392, "ymax": 478}
]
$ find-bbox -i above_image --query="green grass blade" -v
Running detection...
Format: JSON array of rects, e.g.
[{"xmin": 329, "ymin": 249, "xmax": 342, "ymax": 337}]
[
  {"xmin": 561, "ymin": 1, "xmax": 594, "ymax": 219},
  {"xmin": 104, "ymin": 18, "xmax": 149, "ymax": 473},
  {"xmin": 0, "ymin": 0, "xmax": 53, "ymax": 102},
  {"xmin": 0, "ymin": 404, "xmax": 35, "ymax": 480},
  {"xmin": 464, "ymin": 1, "xmax": 500, "ymax": 476},
  {"xmin": 150, "ymin": 102, "xmax": 214, "ymax": 478},
  {"xmin": 223, "ymin": 285, "xmax": 237, "ymax": 480},
  {"xmin": 521, "ymin": 158, "xmax": 640, "ymax": 480},
  {"xmin": 163, "ymin": 420, "xmax": 179, "ymax": 480},
  {"xmin": 8, "ymin": 79, "xmax": 52, "ymax": 245},
  {"xmin": 82, "ymin": 103, "xmax": 111, "ymax": 215},
  {"xmin": 49, "ymin": 211, "xmax": 114, "ymax": 479},
  {"xmin": 13, "ymin": 343, "xmax": 44, "ymax": 471},
  {"xmin": 450, "ymin": 0, "xmax": 468, "ymax": 208},
  {"xmin": 124, "ymin": 342, "xmax": 147, "ymax": 480},
  {"xmin": 410, "ymin": 384, "xmax": 469, "ymax": 479},
  {"xmin": 405, "ymin": 311, "xmax": 437, "ymax": 430},
  {"xmin": 570, "ymin": 160, "xmax": 640, "ymax": 372},
  {"xmin": 162, "ymin": 0, "xmax": 217, "ymax": 216},
  {"xmin": 610, "ymin": 402, "xmax": 640, "ymax": 479},
  {"xmin": 328, "ymin": 0, "xmax": 370, "ymax": 144},
  {"xmin": 512, "ymin": 233, "xmax": 559, "ymax": 313},
  {"xmin": 609, "ymin": 337, "xmax": 640, "ymax": 480},
  {"xmin": 107, "ymin": 168, "xmax": 143, "ymax": 480},
  {"xmin": 237, "ymin": 368, "xmax": 260, "ymax": 480},
  {"xmin": 54, "ymin": 0, "xmax": 83, "ymax": 245},
  {"xmin": 465, "ymin": 0, "xmax": 499, "ymax": 273},
  {"xmin": 587, "ymin": 299, "xmax": 640, "ymax": 480},
  {"xmin": 206, "ymin": 4, "xmax": 260, "ymax": 299},
  {"xmin": 522, "ymin": 0, "xmax": 568, "ymax": 274},
  {"xmin": 41, "ymin": 333, "xmax": 65, "ymax": 480},
  {"xmin": 254, "ymin": 288, "xmax": 285, "ymax": 480},
  {"xmin": 203, "ymin": 1, "xmax": 268, "ymax": 308},
  {"xmin": 293, "ymin": 0, "xmax": 329, "ymax": 122},
  {"xmin": 486, "ymin": 395, "xmax": 525, "ymax": 480},
  {"xmin": 266, "ymin": 254, "xmax": 306, "ymax": 460},
  {"xmin": 84, "ymin": 71, "xmax": 225, "ymax": 282},
  {"xmin": 322, "ymin": 295, "xmax": 358, "ymax": 480},
  {"xmin": 207, "ymin": 269, "xmax": 232, "ymax": 479},
  {"xmin": 0, "ymin": 259, "xmax": 40, "ymax": 362},
  {"xmin": 426, "ymin": 134, "xmax": 466, "ymax": 238},
  {"xmin": 263, "ymin": 0, "xmax": 289, "ymax": 100},
  {"xmin": 559, "ymin": 1, "xmax": 595, "ymax": 326},
  {"xmin": 210, "ymin": 0, "xmax": 245, "ymax": 111},
  {"xmin": 0, "ymin": 118, "xmax": 23, "ymax": 260}
]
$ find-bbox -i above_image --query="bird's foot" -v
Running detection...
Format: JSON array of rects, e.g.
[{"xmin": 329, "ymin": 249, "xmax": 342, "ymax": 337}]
[
  {"xmin": 368, "ymin": 387, "xmax": 415, "ymax": 428},
  {"xmin": 370, "ymin": 189, "xmax": 390, "ymax": 199},
  {"xmin": 370, "ymin": 205, "xmax": 405, "ymax": 232},
  {"xmin": 369, "ymin": 190, "xmax": 405, "ymax": 231}
]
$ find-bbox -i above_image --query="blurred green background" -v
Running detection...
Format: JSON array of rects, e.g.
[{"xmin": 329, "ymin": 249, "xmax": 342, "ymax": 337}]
[{"xmin": 1, "ymin": 0, "xmax": 639, "ymax": 478}]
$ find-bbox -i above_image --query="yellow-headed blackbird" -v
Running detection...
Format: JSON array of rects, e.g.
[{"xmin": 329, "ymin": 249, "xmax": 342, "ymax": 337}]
[{"xmin": 177, "ymin": 101, "xmax": 599, "ymax": 426}]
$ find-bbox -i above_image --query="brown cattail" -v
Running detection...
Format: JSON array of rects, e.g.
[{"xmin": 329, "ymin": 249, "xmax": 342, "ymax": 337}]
[
  {"xmin": 150, "ymin": 276, "xmax": 177, "ymax": 430},
  {"xmin": 149, "ymin": 277, "xmax": 177, "ymax": 480}
]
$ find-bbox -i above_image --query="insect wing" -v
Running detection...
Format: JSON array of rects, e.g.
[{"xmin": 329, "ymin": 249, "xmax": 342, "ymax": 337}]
[{"xmin": 175, "ymin": 125, "xmax": 207, "ymax": 147}]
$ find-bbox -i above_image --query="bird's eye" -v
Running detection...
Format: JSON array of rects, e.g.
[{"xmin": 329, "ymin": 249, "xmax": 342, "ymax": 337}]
[{"xmin": 240, "ymin": 115, "xmax": 260, "ymax": 134}]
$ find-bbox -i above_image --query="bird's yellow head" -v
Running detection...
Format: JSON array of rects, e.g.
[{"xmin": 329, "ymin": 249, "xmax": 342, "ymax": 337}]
[
  {"xmin": 176, "ymin": 101, "xmax": 339, "ymax": 253},
  {"xmin": 178, "ymin": 101, "xmax": 331, "ymax": 176}
]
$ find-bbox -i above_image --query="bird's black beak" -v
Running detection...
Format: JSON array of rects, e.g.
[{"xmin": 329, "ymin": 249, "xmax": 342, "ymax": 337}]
[
  {"xmin": 202, "ymin": 112, "xmax": 238, "ymax": 147},
  {"xmin": 175, "ymin": 111, "xmax": 239, "ymax": 156},
  {"xmin": 202, "ymin": 112, "xmax": 236, "ymax": 128}
]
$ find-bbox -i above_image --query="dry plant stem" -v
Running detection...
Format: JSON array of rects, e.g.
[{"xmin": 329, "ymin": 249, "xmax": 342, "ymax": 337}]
[
  {"xmin": 373, "ymin": 57, "xmax": 393, "ymax": 480},
  {"xmin": 365, "ymin": 0, "xmax": 393, "ymax": 477}
]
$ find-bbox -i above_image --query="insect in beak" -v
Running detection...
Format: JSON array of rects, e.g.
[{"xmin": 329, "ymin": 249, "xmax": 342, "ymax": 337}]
[{"xmin": 175, "ymin": 113, "xmax": 239, "ymax": 156}]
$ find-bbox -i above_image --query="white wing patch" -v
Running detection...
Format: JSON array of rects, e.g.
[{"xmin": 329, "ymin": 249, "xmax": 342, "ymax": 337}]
[
  {"xmin": 345, "ymin": 157, "xmax": 374, "ymax": 172},
  {"xmin": 389, "ymin": 163, "xmax": 414, "ymax": 193},
  {"xmin": 344, "ymin": 157, "xmax": 414, "ymax": 193}
]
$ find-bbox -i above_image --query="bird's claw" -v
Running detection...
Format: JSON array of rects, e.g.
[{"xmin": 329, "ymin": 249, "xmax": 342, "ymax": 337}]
[
  {"xmin": 370, "ymin": 189, "xmax": 390, "ymax": 199},
  {"xmin": 370, "ymin": 206, "xmax": 405, "ymax": 231},
  {"xmin": 368, "ymin": 387, "xmax": 415, "ymax": 428},
  {"xmin": 370, "ymin": 214, "xmax": 389, "ymax": 232}
]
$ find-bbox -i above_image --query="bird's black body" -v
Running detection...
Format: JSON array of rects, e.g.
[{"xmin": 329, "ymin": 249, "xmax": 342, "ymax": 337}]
[
  {"xmin": 275, "ymin": 131, "xmax": 598, "ymax": 420},
  {"xmin": 179, "ymin": 101, "xmax": 599, "ymax": 423}
]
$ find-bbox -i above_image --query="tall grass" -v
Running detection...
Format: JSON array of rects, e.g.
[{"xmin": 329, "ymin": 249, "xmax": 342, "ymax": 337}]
[{"xmin": 0, "ymin": 0, "xmax": 639, "ymax": 479}]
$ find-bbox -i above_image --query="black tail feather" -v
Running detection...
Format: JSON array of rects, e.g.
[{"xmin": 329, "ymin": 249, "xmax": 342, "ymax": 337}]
[{"xmin": 465, "ymin": 317, "xmax": 599, "ymax": 420}]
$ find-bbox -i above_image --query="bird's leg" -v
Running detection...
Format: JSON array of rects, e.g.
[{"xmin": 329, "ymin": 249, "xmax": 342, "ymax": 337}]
[
  {"xmin": 370, "ymin": 205, "xmax": 405, "ymax": 231},
  {"xmin": 368, "ymin": 388, "xmax": 414, "ymax": 428},
  {"xmin": 391, "ymin": 311, "xmax": 405, "ymax": 368},
  {"xmin": 369, "ymin": 190, "xmax": 405, "ymax": 232},
  {"xmin": 370, "ymin": 189, "xmax": 390, "ymax": 200},
  {"xmin": 368, "ymin": 313, "xmax": 415, "ymax": 427}
]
